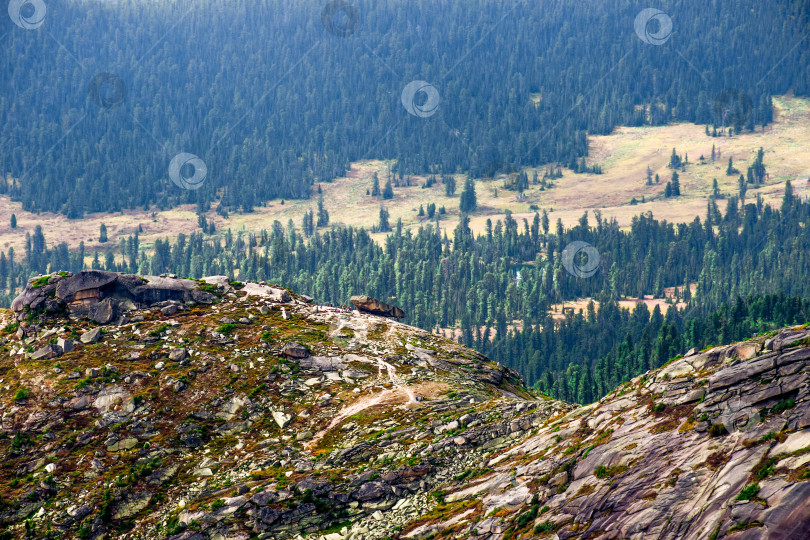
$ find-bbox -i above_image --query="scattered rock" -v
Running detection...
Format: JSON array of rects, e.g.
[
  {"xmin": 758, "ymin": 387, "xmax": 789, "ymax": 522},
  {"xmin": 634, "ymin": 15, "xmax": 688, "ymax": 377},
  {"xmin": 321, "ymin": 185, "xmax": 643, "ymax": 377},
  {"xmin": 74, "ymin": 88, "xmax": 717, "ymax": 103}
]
[
  {"xmin": 107, "ymin": 437, "xmax": 138, "ymax": 452},
  {"xmin": 273, "ymin": 411, "xmax": 293, "ymax": 429},
  {"xmin": 169, "ymin": 348, "xmax": 188, "ymax": 362},
  {"xmin": 80, "ymin": 327, "xmax": 102, "ymax": 344},
  {"xmin": 56, "ymin": 337, "xmax": 74, "ymax": 353},
  {"xmin": 282, "ymin": 341, "xmax": 309, "ymax": 358},
  {"xmin": 31, "ymin": 344, "xmax": 61, "ymax": 360}
]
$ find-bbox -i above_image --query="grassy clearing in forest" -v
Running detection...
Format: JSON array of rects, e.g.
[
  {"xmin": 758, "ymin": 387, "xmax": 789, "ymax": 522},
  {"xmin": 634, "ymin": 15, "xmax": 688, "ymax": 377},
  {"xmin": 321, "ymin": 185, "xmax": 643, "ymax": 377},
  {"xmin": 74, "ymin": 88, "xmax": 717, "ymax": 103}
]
[{"xmin": 1, "ymin": 96, "xmax": 808, "ymax": 260}]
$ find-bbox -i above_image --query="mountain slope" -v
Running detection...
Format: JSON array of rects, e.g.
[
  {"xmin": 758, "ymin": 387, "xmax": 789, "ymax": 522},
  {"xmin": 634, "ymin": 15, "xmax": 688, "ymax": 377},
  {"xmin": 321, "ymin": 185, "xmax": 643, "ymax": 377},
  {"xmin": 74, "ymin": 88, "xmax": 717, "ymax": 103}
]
[{"xmin": 0, "ymin": 272, "xmax": 808, "ymax": 540}]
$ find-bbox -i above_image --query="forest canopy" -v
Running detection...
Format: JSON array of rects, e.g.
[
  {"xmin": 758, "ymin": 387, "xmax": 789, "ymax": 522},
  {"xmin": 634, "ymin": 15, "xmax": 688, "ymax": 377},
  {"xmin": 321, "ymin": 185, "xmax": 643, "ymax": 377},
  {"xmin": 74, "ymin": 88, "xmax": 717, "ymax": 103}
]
[{"xmin": 1, "ymin": 0, "xmax": 807, "ymax": 215}]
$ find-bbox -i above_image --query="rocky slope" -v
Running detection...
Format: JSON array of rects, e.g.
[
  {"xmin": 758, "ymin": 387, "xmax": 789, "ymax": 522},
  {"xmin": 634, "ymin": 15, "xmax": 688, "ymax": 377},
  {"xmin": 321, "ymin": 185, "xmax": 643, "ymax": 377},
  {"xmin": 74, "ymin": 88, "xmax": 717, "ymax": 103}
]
[{"xmin": 0, "ymin": 272, "xmax": 808, "ymax": 540}]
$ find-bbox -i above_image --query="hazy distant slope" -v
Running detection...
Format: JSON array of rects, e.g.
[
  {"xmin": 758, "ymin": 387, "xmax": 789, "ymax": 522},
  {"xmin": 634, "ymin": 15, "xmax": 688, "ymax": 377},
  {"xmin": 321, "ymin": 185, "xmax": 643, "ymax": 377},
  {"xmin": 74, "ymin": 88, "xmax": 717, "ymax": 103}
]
[{"xmin": 1, "ymin": 0, "xmax": 808, "ymax": 215}]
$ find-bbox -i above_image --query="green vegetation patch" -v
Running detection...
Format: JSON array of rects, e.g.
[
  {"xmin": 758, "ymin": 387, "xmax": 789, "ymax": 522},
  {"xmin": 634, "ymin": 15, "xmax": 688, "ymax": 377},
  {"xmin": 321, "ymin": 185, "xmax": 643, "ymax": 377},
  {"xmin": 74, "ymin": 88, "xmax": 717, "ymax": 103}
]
[
  {"xmin": 217, "ymin": 323, "xmax": 239, "ymax": 335},
  {"xmin": 30, "ymin": 275, "xmax": 51, "ymax": 289},
  {"xmin": 736, "ymin": 483, "xmax": 760, "ymax": 501},
  {"xmin": 1, "ymin": 322, "xmax": 19, "ymax": 335},
  {"xmin": 594, "ymin": 464, "xmax": 627, "ymax": 479},
  {"xmin": 149, "ymin": 324, "xmax": 170, "ymax": 337}
]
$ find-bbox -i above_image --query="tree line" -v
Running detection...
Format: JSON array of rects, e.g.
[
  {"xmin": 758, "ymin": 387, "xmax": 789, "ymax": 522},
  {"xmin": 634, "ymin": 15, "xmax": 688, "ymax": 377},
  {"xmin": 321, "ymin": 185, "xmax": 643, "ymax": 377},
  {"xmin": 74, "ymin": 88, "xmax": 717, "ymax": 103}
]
[{"xmin": 3, "ymin": 184, "xmax": 810, "ymax": 403}]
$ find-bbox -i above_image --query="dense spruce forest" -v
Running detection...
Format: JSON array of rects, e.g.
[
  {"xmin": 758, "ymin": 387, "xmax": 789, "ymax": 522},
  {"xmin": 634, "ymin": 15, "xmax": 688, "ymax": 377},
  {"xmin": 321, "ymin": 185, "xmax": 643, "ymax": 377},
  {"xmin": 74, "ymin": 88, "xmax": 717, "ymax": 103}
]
[
  {"xmin": 2, "ymin": 0, "xmax": 808, "ymax": 215},
  {"xmin": 3, "ymin": 185, "xmax": 810, "ymax": 403}
]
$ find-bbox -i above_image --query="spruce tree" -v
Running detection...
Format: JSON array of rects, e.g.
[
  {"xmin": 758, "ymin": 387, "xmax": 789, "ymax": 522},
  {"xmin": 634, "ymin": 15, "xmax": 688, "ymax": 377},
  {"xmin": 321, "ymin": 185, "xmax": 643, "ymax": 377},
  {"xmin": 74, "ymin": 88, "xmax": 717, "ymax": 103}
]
[
  {"xmin": 10, "ymin": 214, "xmax": 16, "ymax": 229},
  {"xmin": 669, "ymin": 148, "xmax": 681, "ymax": 169},
  {"xmin": 99, "ymin": 223, "xmax": 108, "ymax": 243},
  {"xmin": 444, "ymin": 175, "xmax": 456, "ymax": 197},
  {"xmin": 382, "ymin": 179, "xmax": 394, "ymax": 200},
  {"xmin": 459, "ymin": 177, "xmax": 477, "ymax": 213},
  {"xmin": 316, "ymin": 197, "xmax": 329, "ymax": 227},
  {"xmin": 378, "ymin": 206, "xmax": 391, "ymax": 232},
  {"xmin": 671, "ymin": 171, "xmax": 681, "ymax": 196}
]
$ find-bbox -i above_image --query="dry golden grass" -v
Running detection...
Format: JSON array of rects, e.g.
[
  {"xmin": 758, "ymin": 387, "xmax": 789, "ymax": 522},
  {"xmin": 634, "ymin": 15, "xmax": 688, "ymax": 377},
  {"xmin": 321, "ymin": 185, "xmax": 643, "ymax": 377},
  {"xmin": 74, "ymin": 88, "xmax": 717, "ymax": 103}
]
[
  {"xmin": 548, "ymin": 284, "xmax": 696, "ymax": 319},
  {"xmin": 1, "ymin": 96, "xmax": 809, "ymax": 258}
]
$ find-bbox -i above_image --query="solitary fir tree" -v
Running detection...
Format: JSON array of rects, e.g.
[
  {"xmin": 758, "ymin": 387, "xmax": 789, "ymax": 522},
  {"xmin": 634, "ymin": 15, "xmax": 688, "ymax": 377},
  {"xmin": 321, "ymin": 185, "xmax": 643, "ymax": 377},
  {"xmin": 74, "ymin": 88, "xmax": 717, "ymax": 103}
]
[
  {"xmin": 382, "ymin": 179, "xmax": 394, "ymax": 200},
  {"xmin": 459, "ymin": 177, "xmax": 477, "ymax": 213},
  {"xmin": 378, "ymin": 206, "xmax": 391, "ymax": 232},
  {"xmin": 444, "ymin": 175, "xmax": 456, "ymax": 197},
  {"xmin": 669, "ymin": 148, "xmax": 682, "ymax": 169},
  {"xmin": 316, "ymin": 196, "xmax": 329, "ymax": 227}
]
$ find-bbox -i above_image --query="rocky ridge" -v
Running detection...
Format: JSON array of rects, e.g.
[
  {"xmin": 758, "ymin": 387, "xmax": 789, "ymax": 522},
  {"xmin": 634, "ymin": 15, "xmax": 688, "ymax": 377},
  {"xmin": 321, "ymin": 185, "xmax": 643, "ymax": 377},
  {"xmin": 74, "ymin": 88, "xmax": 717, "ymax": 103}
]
[{"xmin": 0, "ymin": 271, "xmax": 808, "ymax": 540}]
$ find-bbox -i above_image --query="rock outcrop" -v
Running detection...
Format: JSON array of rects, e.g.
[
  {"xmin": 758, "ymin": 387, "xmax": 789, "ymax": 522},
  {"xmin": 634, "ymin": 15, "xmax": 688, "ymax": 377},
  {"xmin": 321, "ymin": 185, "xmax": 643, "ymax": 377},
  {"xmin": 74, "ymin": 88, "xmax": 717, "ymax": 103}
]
[
  {"xmin": 0, "ymin": 274, "xmax": 808, "ymax": 540},
  {"xmin": 10, "ymin": 270, "xmax": 218, "ymax": 324},
  {"xmin": 350, "ymin": 295, "xmax": 405, "ymax": 319}
]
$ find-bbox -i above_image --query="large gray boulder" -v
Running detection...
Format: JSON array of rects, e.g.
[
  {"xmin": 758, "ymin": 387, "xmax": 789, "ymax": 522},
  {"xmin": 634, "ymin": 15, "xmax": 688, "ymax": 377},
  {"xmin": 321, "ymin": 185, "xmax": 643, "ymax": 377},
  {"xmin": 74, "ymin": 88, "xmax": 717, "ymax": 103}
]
[
  {"xmin": 281, "ymin": 341, "xmax": 310, "ymax": 359},
  {"xmin": 11, "ymin": 271, "xmax": 219, "ymax": 324},
  {"xmin": 350, "ymin": 295, "xmax": 405, "ymax": 319}
]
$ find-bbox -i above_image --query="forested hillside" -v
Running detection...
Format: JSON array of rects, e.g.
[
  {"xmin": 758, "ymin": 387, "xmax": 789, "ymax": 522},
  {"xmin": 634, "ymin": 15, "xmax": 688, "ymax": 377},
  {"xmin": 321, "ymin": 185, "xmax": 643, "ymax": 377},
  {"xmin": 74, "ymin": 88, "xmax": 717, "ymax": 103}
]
[
  {"xmin": 3, "ymin": 184, "xmax": 810, "ymax": 403},
  {"xmin": 2, "ymin": 0, "xmax": 808, "ymax": 215}
]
